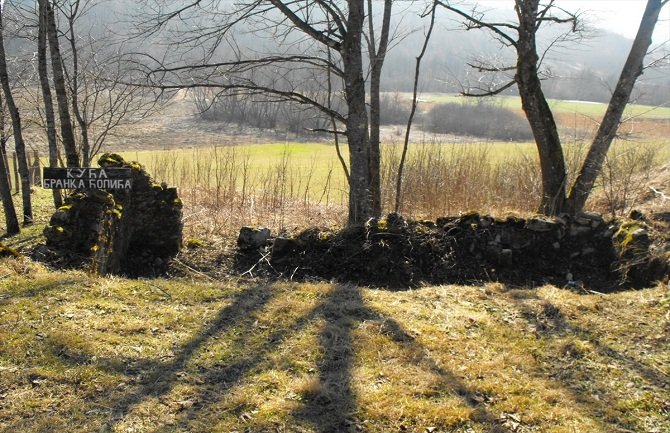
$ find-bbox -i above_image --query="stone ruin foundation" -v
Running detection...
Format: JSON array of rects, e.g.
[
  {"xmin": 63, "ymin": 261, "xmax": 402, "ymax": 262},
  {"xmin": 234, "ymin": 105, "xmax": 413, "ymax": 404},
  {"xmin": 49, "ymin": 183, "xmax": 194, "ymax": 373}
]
[
  {"xmin": 42, "ymin": 153, "xmax": 183, "ymax": 276},
  {"xmin": 237, "ymin": 211, "xmax": 669, "ymax": 290}
]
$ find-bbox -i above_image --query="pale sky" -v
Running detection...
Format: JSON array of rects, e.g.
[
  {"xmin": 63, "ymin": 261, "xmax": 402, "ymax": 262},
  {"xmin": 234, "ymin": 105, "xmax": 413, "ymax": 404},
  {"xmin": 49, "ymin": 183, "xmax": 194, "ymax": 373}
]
[{"xmin": 476, "ymin": 0, "xmax": 670, "ymax": 42}]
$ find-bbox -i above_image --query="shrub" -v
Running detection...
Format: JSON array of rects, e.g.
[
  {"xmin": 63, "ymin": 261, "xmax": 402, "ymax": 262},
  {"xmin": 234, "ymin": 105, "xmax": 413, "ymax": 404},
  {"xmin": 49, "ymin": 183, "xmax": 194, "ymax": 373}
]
[
  {"xmin": 379, "ymin": 93, "xmax": 411, "ymax": 125},
  {"xmin": 425, "ymin": 101, "xmax": 533, "ymax": 141}
]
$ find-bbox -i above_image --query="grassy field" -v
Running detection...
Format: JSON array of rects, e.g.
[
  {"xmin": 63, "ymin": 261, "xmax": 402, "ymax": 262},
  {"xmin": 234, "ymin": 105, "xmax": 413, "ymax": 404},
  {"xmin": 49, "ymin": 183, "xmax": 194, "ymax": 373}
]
[
  {"xmin": 120, "ymin": 140, "xmax": 670, "ymax": 193},
  {"xmin": 414, "ymin": 93, "xmax": 670, "ymax": 120},
  {"xmin": 0, "ymin": 258, "xmax": 668, "ymax": 433}
]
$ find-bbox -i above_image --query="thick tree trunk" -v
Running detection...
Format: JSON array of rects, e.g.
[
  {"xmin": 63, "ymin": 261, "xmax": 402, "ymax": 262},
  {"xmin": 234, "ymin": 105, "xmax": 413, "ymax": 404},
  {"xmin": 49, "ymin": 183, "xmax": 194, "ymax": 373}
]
[
  {"xmin": 515, "ymin": 0, "xmax": 567, "ymax": 215},
  {"xmin": 38, "ymin": 0, "xmax": 62, "ymax": 208},
  {"xmin": 343, "ymin": 0, "xmax": 374, "ymax": 225},
  {"xmin": 46, "ymin": 0, "xmax": 79, "ymax": 167},
  {"xmin": 566, "ymin": 0, "xmax": 663, "ymax": 213},
  {"xmin": 0, "ymin": 94, "xmax": 18, "ymax": 235},
  {"xmin": 367, "ymin": 0, "xmax": 392, "ymax": 217},
  {"xmin": 0, "ymin": 145, "xmax": 18, "ymax": 235},
  {"xmin": 0, "ymin": 7, "xmax": 32, "ymax": 225}
]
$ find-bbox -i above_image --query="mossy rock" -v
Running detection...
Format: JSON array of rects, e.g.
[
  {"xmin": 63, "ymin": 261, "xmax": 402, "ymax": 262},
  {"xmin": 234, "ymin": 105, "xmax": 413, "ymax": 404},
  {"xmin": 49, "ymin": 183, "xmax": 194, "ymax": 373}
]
[
  {"xmin": 97, "ymin": 153, "xmax": 126, "ymax": 167},
  {"xmin": 613, "ymin": 221, "xmax": 649, "ymax": 252},
  {"xmin": 0, "ymin": 243, "xmax": 21, "ymax": 259},
  {"xmin": 185, "ymin": 238, "xmax": 206, "ymax": 249}
]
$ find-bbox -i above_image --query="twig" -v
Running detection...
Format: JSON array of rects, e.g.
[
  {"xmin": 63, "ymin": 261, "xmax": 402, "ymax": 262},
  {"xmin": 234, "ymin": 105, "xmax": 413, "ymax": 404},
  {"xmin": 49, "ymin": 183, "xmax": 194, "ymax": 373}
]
[
  {"xmin": 172, "ymin": 258, "xmax": 215, "ymax": 281},
  {"xmin": 290, "ymin": 266, "xmax": 299, "ymax": 281},
  {"xmin": 649, "ymin": 186, "xmax": 667, "ymax": 200},
  {"xmin": 241, "ymin": 251, "xmax": 272, "ymax": 277},
  {"xmin": 584, "ymin": 288, "xmax": 605, "ymax": 295},
  {"xmin": 144, "ymin": 281, "xmax": 172, "ymax": 299}
]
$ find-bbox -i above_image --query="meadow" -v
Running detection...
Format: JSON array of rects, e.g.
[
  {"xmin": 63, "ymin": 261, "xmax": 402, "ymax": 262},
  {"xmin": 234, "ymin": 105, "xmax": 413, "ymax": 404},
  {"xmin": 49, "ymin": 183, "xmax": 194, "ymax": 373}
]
[
  {"xmin": 416, "ymin": 93, "xmax": 670, "ymax": 120},
  {"xmin": 106, "ymin": 93, "xmax": 670, "ymax": 236},
  {"xmin": 2, "ymin": 92, "xmax": 667, "ymax": 237},
  {"xmin": 114, "ymin": 137, "xmax": 668, "ymax": 237},
  {"xmin": 0, "ymin": 258, "xmax": 668, "ymax": 433}
]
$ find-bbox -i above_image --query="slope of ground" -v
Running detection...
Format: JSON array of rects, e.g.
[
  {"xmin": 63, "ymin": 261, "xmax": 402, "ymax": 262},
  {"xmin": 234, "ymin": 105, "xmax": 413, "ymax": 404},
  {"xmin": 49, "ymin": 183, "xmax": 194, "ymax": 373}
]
[{"xmin": 0, "ymin": 258, "xmax": 668, "ymax": 433}]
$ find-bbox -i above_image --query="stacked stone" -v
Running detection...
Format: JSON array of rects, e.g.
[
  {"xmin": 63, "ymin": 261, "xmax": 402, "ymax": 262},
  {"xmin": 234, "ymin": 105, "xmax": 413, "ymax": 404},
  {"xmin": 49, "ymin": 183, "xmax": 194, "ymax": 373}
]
[
  {"xmin": 44, "ymin": 153, "xmax": 183, "ymax": 276},
  {"xmin": 236, "ymin": 211, "xmax": 667, "ymax": 289},
  {"xmin": 43, "ymin": 189, "xmax": 121, "ymax": 273}
]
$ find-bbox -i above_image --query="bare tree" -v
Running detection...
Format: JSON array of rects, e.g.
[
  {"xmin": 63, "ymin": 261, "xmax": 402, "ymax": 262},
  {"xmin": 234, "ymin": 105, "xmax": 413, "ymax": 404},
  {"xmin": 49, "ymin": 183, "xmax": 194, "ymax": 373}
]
[
  {"xmin": 45, "ymin": 0, "xmax": 79, "ymax": 167},
  {"xmin": 0, "ymin": 3, "xmax": 32, "ymax": 226},
  {"xmin": 12, "ymin": 0, "xmax": 161, "ymax": 173},
  {"xmin": 59, "ymin": 0, "xmax": 92, "ymax": 166},
  {"xmin": 0, "ymin": 92, "xmax": 19, "ymax": 234},
  {"xmin": 566, "ymin": 0, "xmax": 668, "ymax": 213},
  {"xmin": 132, "ymin": 0, "xmax": 394, "ymax": 225},
  {"xmin": 58, "ymin": 0, "xmax": 160, "ymax": 166},
  {"xmin": 396, "ymin": 1, "xmax": 437, "ymax": 213},
  {"xmin": 38, "ymin": 0, "xmax": 63, "ymax": 207},
  {"xmin": 438, "ymin": 0, "xmax": 668, "ymax": 215},
  {"xmin": 367, "ymin": 0, "xmax": 393, "ymax": 216}
]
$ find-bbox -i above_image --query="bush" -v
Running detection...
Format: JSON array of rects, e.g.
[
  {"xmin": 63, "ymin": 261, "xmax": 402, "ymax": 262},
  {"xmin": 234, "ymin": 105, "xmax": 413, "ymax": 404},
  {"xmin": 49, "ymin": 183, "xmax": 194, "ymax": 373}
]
[
  {"xmin": 379, "ymin": 93, "xmax": 411, "ymax": 124},
  {"xmin": 425, "ymin": 101, "xmax": 533, "ymax": 141}
]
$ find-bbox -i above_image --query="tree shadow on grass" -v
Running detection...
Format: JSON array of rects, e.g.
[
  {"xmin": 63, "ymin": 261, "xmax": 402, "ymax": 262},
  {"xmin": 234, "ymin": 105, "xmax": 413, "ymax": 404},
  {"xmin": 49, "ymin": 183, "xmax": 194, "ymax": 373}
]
[
  {"xmin": 291, "ymin": 284, "xmax": 510, "ymax": 433},
  {"xmin": 97, "ymin": 283, "xmax": 276, "ymax": 432},
  {"xmin": 109, "ymin": 283, "xmax": 510, "ymax": 433},
  {"xmin": 290, "ymin": 284, "xmax": 363, "ymax": 433},
  {"xmin": 507, "ymin": 292, "xmax": 669, "ymax": 432},
  {"xmin": 37, "ymin": 282, "xmax": 517, "ymax": 433},
  {"xmin": 516, "ymin": 296, "xmax": 669, "ymax": 389}
]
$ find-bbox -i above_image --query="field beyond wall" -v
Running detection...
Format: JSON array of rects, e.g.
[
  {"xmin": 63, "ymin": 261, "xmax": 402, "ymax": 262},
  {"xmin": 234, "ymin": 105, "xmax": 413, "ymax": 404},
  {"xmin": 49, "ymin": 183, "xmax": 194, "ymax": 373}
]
[{"xmin": 95, "ymin": 93, "xmax": 670, "ymax": 236}]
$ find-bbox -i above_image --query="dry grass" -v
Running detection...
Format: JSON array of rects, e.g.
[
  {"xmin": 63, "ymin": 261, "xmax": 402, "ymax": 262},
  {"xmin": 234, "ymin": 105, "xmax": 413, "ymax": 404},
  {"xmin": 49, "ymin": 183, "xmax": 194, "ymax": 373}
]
[
  {"xmin": 9, "ymin": 90, "xmax": 668, "ymax": 238},
  {"xmin": 0, "ymin": 259, "xmax": 668, "ymax": 433},
  {"xmin": 104, "ymin": 137, "xmax": 668, "ymax": 239}
]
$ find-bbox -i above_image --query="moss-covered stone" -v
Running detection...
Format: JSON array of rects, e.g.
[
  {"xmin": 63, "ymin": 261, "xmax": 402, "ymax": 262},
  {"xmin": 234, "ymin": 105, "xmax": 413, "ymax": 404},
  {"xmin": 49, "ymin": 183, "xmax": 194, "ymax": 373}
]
[
  {"xmin": 97, "ymin": 153, "xmax": 126, "ymax": 166},
  {"xmin": 613, "ymin": 221, "xmax": 648, "ymax": 252},
  {"xmin": 44, "ymin": 154, "xmax": 183, "ymax": 276},
  {"xmin": 0, "ymin": 243, "xmax": 21, "ymax": 259},
  {"xmin": 185, "ymin": 238, "xmax": 205, "ymax": 249}
]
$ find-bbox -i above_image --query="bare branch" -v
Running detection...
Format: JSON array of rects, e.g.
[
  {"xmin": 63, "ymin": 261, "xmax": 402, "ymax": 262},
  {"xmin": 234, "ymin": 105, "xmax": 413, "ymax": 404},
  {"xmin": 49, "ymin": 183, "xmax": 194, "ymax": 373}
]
[
  {"xmin": 436, "ymin": 0, "xmax": 518, "ymax": 47},
  {"xmin": 466, "ymin": 62, "xmax": 515, "ymax": 73},
  {"xmin": 268, "ymin": 0, "xmax": 343, "ymax": 50},
  {"xmin": 461, "ymin": 79, "xmax": 517, "ymax": 97}
]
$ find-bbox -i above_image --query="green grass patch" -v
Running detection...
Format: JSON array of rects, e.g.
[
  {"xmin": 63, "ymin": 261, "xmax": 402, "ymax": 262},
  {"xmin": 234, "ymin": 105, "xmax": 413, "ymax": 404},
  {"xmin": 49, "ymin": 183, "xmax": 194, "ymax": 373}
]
[{"xmin": 414, "ymin": 93, "xmax": 670, "ymax": 119}]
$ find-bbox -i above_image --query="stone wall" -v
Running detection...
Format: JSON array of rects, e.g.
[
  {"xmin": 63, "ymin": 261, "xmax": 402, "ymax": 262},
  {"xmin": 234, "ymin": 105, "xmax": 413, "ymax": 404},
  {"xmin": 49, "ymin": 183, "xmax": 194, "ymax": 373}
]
[
  {"xmin": 236, "ymin": 211, "xmax": 669, "ymax": 290},
  {"xmin": 43, "ymin": 154, "xmax": 183, "ymax": 276}
]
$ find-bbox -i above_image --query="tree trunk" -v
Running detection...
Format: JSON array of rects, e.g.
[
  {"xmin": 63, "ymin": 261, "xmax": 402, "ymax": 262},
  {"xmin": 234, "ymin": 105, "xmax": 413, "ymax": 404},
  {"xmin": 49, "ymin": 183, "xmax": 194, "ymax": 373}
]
[
  {"xmin": 343, "ymin": 0, "xmax": 374, "ymax": 225},
  {"xmin": 0, "ymin": 146, "xmax": 18, "ymax": 235},
  {"xmin": 38, "ymin": 0, "xmax": 63, "ymax": 207},
  {"xmin": 65, "ymin": 6, "xmax": 92, "ymax": 166},
  {"xmin": 566, "ymin": 0, "xmax": 663, "ymax": 213},
  {"xmin": 367, "ymin": 0, "xmax": 392, "ymax": 217},
  {"xmin": 396, "ymin": 3, "xmax": 437, "ymax": 213},
  {"xmin": 0, "ymin": 7, "xmax": 32, "ymax": 225},
  {"xmin": 0, "ymin": 94, "xmax": 18, "ymax": 235},
  {"xmin": 515, "ymin": 0, "xmax": 567, "ymax": 215},
  {"xmin": 46, "ymin": 0, "xmax": 79, "ymax": 167}
]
